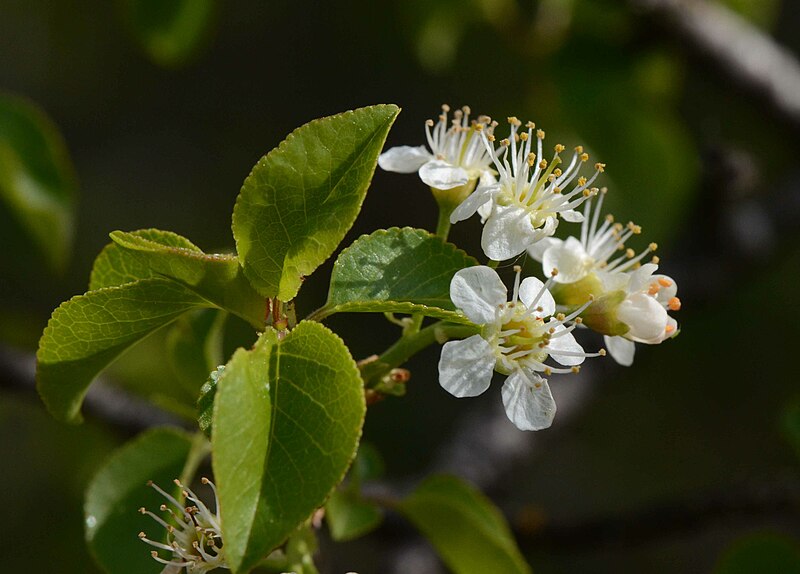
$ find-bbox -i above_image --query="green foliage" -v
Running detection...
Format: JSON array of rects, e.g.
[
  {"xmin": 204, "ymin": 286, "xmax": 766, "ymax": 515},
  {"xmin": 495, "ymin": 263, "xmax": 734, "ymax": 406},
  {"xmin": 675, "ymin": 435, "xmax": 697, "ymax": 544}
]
[
  {"xmin": 326, "ymin": 490, "xmax": 383, "ymax": 542},
  {"xmin": 320, "ymin": 227, "xmax": 477, "ymax": 320},
  {"xmin": 399, "ymin": 475, "xmax": 531, "ymax": 574},
  {"xmin": 714, "ymin": 532, "xmax": 800, "ymax": 574},
  {"xmin": 167, "ymin": 308, "xmax": 226, "ymax": 397},
  {"xmin": 84, "ymin": 428, "xmax": 193, "ymax": 574},
  {"xmin": 782, "ymin": 401, "xmax": 800, "ymax": 460},
  {"xmin": 212, "ymin": 321, "xmax": 366, "ymax": 573},
  {"xmin": 37, "ymin": 279, "xmax": 213, "ymax": 422},
  {"xmin": 233, "ymin": 104, "xmax": 400, "ymax": 301},
  {"xmin": 197, "ymin": 364, "xmax": 224, "ymax": 439},
  {"xmin": 108, "ymin": 229, "xmax": 265, "ymax": 328},
  {"xmin": 121, "ymin": 0, "xmax": 217, "ymax": 67},
  {"xmin": 0, "ymin": 93, "xmax": 76, "ymax": 271}
]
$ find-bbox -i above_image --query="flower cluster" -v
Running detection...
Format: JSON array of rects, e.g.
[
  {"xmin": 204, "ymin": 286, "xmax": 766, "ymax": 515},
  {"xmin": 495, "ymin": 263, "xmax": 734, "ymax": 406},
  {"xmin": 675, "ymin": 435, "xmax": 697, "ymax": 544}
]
[
  {"xmin": 381, "ymin": 105, "xmax": 681, "ymax": 430},
  {"xmin": 138, "ymin": 478, "xmax": 227, "ymax": 574}
]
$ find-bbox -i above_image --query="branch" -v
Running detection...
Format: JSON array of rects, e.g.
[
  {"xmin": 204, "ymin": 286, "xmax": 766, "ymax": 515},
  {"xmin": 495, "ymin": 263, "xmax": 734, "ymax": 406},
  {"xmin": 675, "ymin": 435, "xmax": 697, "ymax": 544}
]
[
  {"xmin": 0, "ymin": 345, "xmax": 188, "ymax": 434},
  {"xmin": 631, "ymin": 0, "xmax": 800, "ymax": 129}
]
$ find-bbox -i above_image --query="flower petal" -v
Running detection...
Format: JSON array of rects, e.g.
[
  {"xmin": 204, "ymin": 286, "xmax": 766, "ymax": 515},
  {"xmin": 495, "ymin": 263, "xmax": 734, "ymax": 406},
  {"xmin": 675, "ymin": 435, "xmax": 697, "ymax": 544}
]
[
  {"xmin": 501, "ymin": 370, "xmax": 556, "ymax": 431},
  {"xmin": 519, "ymin": 277, "xmax": 555, "ymax": 317},
  {"xmin": 526, "ymin": 237, "xmax": 561, "ymax": 262},
  {"xmin": 546, "ymin": 326, "xmax": 585, "ymax": 366},
  {"xmin": 438, "ymin": 335, "xmax": 495, "ymax": 398},
  {"xmin": 419, "ymin": 160, "xmax": 470, "ymax": 190},
  {"xmin": 604, "ymin": 335, "xmax": 635, "ymax": 366},
  {"xmin": 450, "ymin": 184, "xmax": 498, "ymax": 223},
  {"xmin": 378, "ymin": 146, "xmax": 432, "ymax": 173},
  {"xmin": 560, "ymin": 209, "xmax": 585, "ymax": 223},
  {"xmin": 618, "ymin": 292, "xmax": 668, "ymax": 342},
  {"xmin": 542, "ymin": 236, "xmax": 590, "ymax": 284},
  {"xmin": 627, "ymin": 263, "xmax": 659, "ymax": 293},
  {"xmin": 481, "ymin": 204, "xmax": 535, "ymax": 261},
  {"xmin": 450, "ymin": 266, "xmax": 507, "ymax": 324},
  {"xmin": 651, "ymin": 274, "xmax": 678, "ymax": 306}
]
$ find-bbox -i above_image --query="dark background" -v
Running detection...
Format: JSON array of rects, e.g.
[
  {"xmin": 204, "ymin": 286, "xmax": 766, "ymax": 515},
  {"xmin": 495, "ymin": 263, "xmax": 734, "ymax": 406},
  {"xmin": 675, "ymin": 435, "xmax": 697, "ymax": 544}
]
[{"xmin": 1, "ymin": 0, "xmax": 799, "ymax": 572}]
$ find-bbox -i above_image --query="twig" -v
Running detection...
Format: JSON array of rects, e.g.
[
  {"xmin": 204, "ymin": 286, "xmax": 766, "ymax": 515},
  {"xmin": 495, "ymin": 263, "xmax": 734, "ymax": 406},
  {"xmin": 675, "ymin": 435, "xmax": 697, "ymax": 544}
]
[{"xmin": 630, "ymin": 0, "xmax": 800, "ymax": 129}]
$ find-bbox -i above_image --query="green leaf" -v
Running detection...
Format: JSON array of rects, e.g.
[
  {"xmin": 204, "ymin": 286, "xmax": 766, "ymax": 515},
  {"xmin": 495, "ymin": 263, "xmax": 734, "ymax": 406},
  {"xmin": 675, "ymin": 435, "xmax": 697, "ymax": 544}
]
[
  {"xmin": 233, "ymin": 104, "xmax": 400, "ymax": 301},
  {"xmin": 167, "ymin": 308, "xmax": 226, "ymax": 397},
  {"xmin": 320, "ymin": 227, "xmax": 477, "ymax": 320},
  {"xmin": 714, "ymin": 532, "xmax": 800, "ymax": 574},
  {"xmin": 782, "ymin": 401, "xmax": 800, "ymax": 460},
  {"xmin": 326, "ymin": 490, "xmax": 383, "ymax": 542},
  {"xmin": 399, "ymin": 475, "xmax": 531, "ymax": 574},
  {"xmin": 0, "ymin": 93, "xmax": 76, "ymax": 271},
  {"xmin": 108, "ymin": 229, "xmax": 265, "ymax": 328},
  {"xmin": 213, "ymin": 321, "xmax": 366, "ymax": 573},
  {"xmin": 84, "ymin": 428, "xmax": 193, "ymax": 574},
  {"xmin": 37, "ymin": 279, "xmax": 213, "ymax": 422},
  {"xmin": 121, "ymin": 0, "xmax": 216, "ymax": 67},
  {"xmin": 89, "ymin": 228, "xmax": 198, "ymax": 290},
  {"xmin": 197, "ymin": 364, "xmax": 224, "ymax": 439}
]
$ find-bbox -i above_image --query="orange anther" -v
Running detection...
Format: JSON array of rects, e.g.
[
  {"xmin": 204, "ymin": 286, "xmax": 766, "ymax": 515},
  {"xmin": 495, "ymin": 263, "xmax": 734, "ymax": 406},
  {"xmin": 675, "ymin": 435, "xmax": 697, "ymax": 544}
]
[
  {"xmin": 668, "ymin": 297, "xmax": 681, "ymax": 311},
  {"xmin": 648, "ymin": 283, "xmax": 660, "ymax": 295},
  {"xmin": 665, "ymin": 324, "xmax": 675, "ymax": 333},
  {"xmin": 658, "ymin": 278, "xmax": 673, "ymax": 287}
]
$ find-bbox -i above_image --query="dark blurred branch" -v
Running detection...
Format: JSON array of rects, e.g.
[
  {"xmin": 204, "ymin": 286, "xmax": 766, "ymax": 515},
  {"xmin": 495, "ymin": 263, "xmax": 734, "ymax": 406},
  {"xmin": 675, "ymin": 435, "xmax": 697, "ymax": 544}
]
[
  {"xmin": 516, "ymin": 477, "xmax": 800, "ymax": 551},
  {"xmin": 0, "ymin": 345, "xmax": 187, "ymax": 434},
  {"xmin": 631, "ymin": 0, "xmax": 800, "ymax": 130}
]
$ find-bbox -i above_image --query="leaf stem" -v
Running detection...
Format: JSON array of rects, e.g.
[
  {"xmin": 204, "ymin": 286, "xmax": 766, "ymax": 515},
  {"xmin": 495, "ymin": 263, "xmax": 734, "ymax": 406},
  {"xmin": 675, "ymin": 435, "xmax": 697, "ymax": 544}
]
[{"xmin": 360, "ymin": 322, "xmax": 478, "ymax": 388}]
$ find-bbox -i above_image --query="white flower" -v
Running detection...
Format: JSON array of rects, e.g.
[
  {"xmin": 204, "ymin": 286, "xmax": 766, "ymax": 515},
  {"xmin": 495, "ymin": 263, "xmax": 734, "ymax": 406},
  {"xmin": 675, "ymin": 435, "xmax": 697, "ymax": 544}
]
[
  {"xmin": 139, "ymin": 478, "xmax": 228, "ymax": 574},
  {"xmin": 378, "ymin": 104, "xmax": 496, "ymax": 190},
  {"xmin": 602, "ymin": 263, "xmax": 680, "ymax": 366},
  {"xmin": 528, "ymin": 192, "xmax": 681, "ymax": 366},
  {"xmin": 438, "ymin": 265, "xmax": 604, "ymax": 430},
  {"xmin": 450, "ymin": 117, "xmax": 604, "ymax": 261}
]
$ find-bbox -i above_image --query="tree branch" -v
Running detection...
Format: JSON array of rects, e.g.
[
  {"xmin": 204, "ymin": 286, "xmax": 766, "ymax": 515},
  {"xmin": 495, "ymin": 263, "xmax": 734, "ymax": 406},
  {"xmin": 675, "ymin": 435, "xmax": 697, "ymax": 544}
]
[{"xmin": 631, "ymin": 0, "xmax": 800, "ymax": 130}]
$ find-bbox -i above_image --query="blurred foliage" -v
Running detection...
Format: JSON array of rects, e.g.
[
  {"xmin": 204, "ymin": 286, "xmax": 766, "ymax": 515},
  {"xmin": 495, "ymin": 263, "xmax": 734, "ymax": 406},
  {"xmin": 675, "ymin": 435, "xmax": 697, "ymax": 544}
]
[
  {"xmin": 714, "ymin": 532, "xmax": 800, "ymax": 573},
  {"xmin": 0, "ymin": 92, "xmax": 76, "ymax": 272},
  {"xmin": 120, "ymin": 0, "xmax": 217, "ymax": 67}
]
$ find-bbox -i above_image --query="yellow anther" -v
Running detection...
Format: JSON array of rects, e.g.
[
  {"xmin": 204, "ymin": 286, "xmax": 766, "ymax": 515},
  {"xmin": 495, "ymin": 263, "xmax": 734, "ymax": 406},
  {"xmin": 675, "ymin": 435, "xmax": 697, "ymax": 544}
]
[
  {"xmin": 553, "ymin": 168, "xmax": 562, "ymax": 177},
  {"xmin": 553, "ymin": 186, "xmax": 562, "ymax": 194},
  {"xmin": 600, "ymin": 186, "xmax": 608, "ymax": 194},
  {"xmin": 575, "ymin": 145, "xmax": 584, "ymax": 153},
  {"xmin": 488, "ymin": 134, "xmax": 496, "ymax": 142},
  {"xmin": 554, "ymin": 144, "xmax": 565, "ymax": 153},
  {"xmin": 442, "ymin": 104, "xmax": 451, "ymax": 112},
  {"xmin": 539, "ymin": 159, "xmax": 548, "ymax": 169},
  {"xmin": 599, "ymin": 348, "xmax": 607, "ymax": 356},
  {"xmin": 548, "ymin": 174, "xmax": 556, "ymax": 183},
  {"xmin": 649, "ymin": 242, "xmax": 658, "ymax": 251},
  {"xmin": 575, "ymin": 317, "xmax": 583, "ymax": 324},
  {"xmin": 462, "ymin": 105, "xmax": 471, "ymax": 115},
  {"xmin": 537, "ymin": 129, "xmax": 545, "ymax": 139},
  {"xmin": 527, "ymin": 153, "xmax": 536, "ymax": 166},
  {"xmin": 626, "ymin": 248, "xmax": 635, "ymax": 258},
  {"xmin": 551, "ymin": 268, "xmax": 559, "ymax": 277},
  {"xmin": 475, "ymin": 123, "xmax": 484, "ymax": 132},
  {"xmin": 583, "ymin": 188, "xmax": 593, "ymax": 197},
  {"xmin": 556, "ymin": 312, "xmax": 566, "ymax": 321},
  {"xmin": 513, "ymin": 265, "xmax": 522, "ymax": 272},
  {"xmin": 501, "ymin": 138, "xmax": 510, "ymax": 147},
  {"xmin": 519, "ymin": 132, "xmax": 529, "ymax": 141},
  {"xmin": 595, "ymin": 162, "xmax": 606, "ymax": 172},
  {"xmin": 580, "ymin": 153, "xmax": 589, "ymax": 162},
  {"xmin": 525, "ymin": 121, "xmax": 535, "ymax": 129},
  {"xmin": 578, "ymin": 176, "xmax": 587, "ymax": 186},
  {"xmin": 571, "ymin": 366, "xmax": 581, "ymax": 373},
  {"xmin": 605, "ymin": 214, "xmax": 615, "ymax": 222},
  {"xmin": 534, "ymin": 382, "xmax": 542, "ymax": 389},
  {"xmin": 507, "ymin": 116, "xmax": 520, "ymax": 126}
]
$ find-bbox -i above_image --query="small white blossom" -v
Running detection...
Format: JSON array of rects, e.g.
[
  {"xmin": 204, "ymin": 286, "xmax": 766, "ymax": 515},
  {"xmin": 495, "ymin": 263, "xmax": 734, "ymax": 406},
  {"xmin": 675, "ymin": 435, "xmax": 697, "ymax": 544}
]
[
  {"xmin": 438, "ymin": 265, "xmax": 604, "ymax": 430},
  {"xmin": 139, "ymin": 478, "xmax": 228, "ymax": 574},
  {"xmin": 450, "ymin": 117, "xmax": 603, "ymax": 261},
  {"xmin": 378, "ymin": 104, "xmax": 496, "ymax": 190},
  {"xmin": 529, "ymin": 192, "xmax": 680, "ymax": 366}
]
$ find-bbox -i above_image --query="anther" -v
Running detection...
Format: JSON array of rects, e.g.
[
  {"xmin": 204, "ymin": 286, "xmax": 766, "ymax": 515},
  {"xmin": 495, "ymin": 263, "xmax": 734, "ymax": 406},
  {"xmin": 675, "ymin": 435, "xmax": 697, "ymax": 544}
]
[
  {"xmin": 425, "ymin": 119, "xmax": 434, "ymax": 127},
  {"xmin": 575, "ymin": 317, "xmax": 583, "ymax": 324},
  {"xmin": 575, "ymin": 145, "xmax": 584, "ymax": 153},
  {"xmin": 442, "ymin": 104, "xmax": 451, "ymax": 112},
  {"xmin": 571, "ymin": 366, "xmax": 581, "ymax": 373},
  {"xmin": 554, "ymin": 144, "xmax": 565, "ymax": 153},
  {"xmin": 519, "ymin": 132, "xmax": 529, "ymax": 141},
  {"xmin": 651, "ymin": 256, "xmax": 660, "ymax": 264},
  {"xmin": 537, "ymin": 129, "xmax": 545, "ymax": 139},
  {"xmin": 594, "ymin": 162, "xmax": 606, "ymax": 172},
  {"xmin": 580, "ymin": 153, "xmax": 589, "ymax": 162},
  {"xmin": 658, "ymin": 278, "xmax": 672, "ymax": 287},
  {"xmin": 500, "ymin": 138, "xmax": 510, "ymax": 147},
  {"xmin": 668, "ymin": 297, "xmax": 681, "ymax": 311},
  {"xmin": 599, "ymin": 349, "xmax": 607, "ymax": 356},
  {"xmin": 625, "ymin": 248, "xmax": 635, "ymax": 258},
  {"xmin": 539, "ymin": 159, "xmax": 548, "ymax": 169},
  {"xmin": 526, "ymin": 121, "xmax": 536, "ymax": 129},
  {"xmin": 649, "ymin": 242, "xmax": 658, "ymax": 251}
]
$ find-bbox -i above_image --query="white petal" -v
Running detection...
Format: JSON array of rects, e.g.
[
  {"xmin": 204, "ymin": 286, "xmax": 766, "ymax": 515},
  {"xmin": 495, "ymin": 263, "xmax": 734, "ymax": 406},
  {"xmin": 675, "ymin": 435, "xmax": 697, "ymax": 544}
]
[
  {"xmin": 450, "ymin": 184, "xmax": 497, "ymax": 223},
  {"xmin": 438, "ymin": 336, "xmax": 495, "ymax": 398},
  {"xmin": 542, "ymin": 236, "xmax": 590, "ymax": 283},
  {"xmin": 419, "ymin": 160, "xmax": 470, "ymax": 190},
  {"xmin": 560, "ymin": 209, "xmax": 585, "ymax": 223},
  {"xmin": 618, "ymin": 293, "xmax": 668, "ymax": 342},
  {"xmin": 651, "ymin": 274, "xmax": 678, "ymax": 306},
  {"xmin": 481, "ymin": 204, "xmax": 535, "ymax": 261},
  {"xmin": 604, "ymin": 335, "xmax": 635, "ymax": 366},
  {"xmin": 526, "ymin": 237, "xmax": 561, "ymax": 262},
  {"xmin": 477, "ymin": 200, "xmax": 493, "ymax": 223},
  {"xmin": 518, "ymin": 277, "xmax": 555, "ymax": 317},
  {"xmin": 378, "ymin": 146, "xmax": 431, "ymax": 173},
  {"xmin": 501, "ymin": 370, "xmax": 556, "ymax": 431},
  {"xmin": 599, "ymin": 269, "xmax": 628, "ymax": 292},
  {"xmin": 627, "ymin": 263, "xmax": 659, "ymax": 293},
  {"xmin": 546, "ymin": 327, "xmax": 585, "ymax": 366},
  {"xmin": 450, "ymin": 266, "xmax": 507, "ymax": 324}
]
